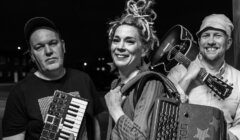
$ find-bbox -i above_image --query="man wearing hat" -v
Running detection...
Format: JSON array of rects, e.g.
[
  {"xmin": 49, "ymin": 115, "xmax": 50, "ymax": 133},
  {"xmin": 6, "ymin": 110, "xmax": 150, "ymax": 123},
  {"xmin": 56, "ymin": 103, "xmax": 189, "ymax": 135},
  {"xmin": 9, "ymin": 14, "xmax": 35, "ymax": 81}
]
[
  {"xmin": 2, "ymin": 17, "xmax": 102, "ymax": 140},
  {"xmin": 168, "ymin": 14, "xmax": 240, "ymax": 140}
]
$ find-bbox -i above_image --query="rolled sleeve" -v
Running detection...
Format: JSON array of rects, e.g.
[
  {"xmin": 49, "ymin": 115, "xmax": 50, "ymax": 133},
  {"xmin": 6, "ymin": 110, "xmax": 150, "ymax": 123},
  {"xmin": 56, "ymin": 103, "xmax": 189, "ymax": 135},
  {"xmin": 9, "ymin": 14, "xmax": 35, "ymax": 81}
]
[{"xmin": 114, "ymin": 115, "xmax": 146, "ymax": 140}]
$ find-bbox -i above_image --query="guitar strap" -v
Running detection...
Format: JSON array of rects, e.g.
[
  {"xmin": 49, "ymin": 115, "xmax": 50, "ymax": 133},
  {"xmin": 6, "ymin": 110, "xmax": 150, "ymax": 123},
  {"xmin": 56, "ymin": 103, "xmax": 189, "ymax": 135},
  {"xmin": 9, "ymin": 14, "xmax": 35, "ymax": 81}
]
[{"xmin": 106, "ymin": 71, "xmax": 180, "ymax": 140}]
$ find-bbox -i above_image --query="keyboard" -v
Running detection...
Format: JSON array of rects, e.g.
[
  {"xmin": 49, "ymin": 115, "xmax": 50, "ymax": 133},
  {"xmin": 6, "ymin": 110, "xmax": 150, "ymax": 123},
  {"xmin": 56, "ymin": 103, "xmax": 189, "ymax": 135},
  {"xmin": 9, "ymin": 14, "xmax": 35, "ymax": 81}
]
[{"xmin": 40, "ymin": 90, "xmax": 88, "ymax": 140}]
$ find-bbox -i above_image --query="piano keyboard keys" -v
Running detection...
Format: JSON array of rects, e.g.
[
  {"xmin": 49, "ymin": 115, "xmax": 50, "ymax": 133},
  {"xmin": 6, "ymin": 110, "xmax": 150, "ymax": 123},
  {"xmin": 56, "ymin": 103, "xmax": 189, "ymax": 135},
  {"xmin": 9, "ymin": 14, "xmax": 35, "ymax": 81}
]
[{"xmin": 40, "ymin": 90, "xmax": 88, "ymax": 140}]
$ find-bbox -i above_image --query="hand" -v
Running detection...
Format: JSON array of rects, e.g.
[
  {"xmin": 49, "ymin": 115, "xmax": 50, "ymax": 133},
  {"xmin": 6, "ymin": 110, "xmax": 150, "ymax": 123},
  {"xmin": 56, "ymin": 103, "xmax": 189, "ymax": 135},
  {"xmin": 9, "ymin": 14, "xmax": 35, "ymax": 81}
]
[
  {"xmin": 104, "ymin": 86, "xmax": 125, "ymax": 123},
  {"xmin": 178, "ymin": 61, "xmax": 202, "ymax": 92},
  {"xmin": 184, "ymin": 60, "xmax": 202, "ymax": 81}
]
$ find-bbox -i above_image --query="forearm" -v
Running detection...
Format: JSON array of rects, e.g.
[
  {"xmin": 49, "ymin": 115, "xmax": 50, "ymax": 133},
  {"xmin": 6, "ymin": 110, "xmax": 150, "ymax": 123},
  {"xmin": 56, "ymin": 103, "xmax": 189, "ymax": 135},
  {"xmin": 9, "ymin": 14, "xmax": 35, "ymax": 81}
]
[
  {"xmin": 114, "ymin": 115, "xmax": 147, "ymax": 140},
  {"xmin": 178, "ymin": 73, "xmax": 193, "ymax": 93},
  {"xmin": 93, "ymin": 117, "xmax": 101, "ymax": 140},
  {"xmin": 3, "ymin": 132, "xmax": 25, "ymax": 140}
]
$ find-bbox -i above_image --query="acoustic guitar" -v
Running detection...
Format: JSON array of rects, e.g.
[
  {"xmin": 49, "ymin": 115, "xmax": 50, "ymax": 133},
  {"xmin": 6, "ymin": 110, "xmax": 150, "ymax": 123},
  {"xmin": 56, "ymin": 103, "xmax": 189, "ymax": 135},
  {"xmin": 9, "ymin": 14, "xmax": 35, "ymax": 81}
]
[{"xmin": 150, "ymin": 24, "xmax": 232, "ymax": 100}]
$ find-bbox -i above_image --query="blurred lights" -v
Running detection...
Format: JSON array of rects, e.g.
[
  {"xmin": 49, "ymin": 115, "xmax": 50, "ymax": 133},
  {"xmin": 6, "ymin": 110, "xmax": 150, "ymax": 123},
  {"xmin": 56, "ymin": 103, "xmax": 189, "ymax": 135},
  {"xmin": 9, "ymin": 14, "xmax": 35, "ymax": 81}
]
[
  {"xmin": 17, "ymin": 46, "xmax": 21, "ymax": 50},
  {"xmin": 83, "ymin": 62, "xmax": 87, "ymax": 66},
  {"xmin": 96, "ymin": 67, "xmax": 106, "ymax": 71},
  {"xmin": 98, "ymin": 57, "xmax": 105, "ymax": 61}
]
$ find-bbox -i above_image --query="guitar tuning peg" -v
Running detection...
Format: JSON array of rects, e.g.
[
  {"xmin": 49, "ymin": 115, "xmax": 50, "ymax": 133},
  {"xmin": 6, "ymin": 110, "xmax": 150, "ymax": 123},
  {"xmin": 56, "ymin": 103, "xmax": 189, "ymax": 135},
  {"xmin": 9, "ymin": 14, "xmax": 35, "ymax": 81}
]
[
  {"xmin": 229, "ymin": 83, "xmax": 233, "ymax": 86},
  {"xmin": 225, "ymin": 79, "xmax": 228, "ymax": 83}
]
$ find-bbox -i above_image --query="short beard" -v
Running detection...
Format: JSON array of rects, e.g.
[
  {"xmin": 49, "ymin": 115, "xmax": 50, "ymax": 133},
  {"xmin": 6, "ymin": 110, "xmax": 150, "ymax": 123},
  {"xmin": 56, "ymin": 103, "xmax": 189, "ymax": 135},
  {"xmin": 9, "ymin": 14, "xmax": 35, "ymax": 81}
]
[{"xmin": 201, "ymin": 52, "xmax": 225, "ymax": 67}]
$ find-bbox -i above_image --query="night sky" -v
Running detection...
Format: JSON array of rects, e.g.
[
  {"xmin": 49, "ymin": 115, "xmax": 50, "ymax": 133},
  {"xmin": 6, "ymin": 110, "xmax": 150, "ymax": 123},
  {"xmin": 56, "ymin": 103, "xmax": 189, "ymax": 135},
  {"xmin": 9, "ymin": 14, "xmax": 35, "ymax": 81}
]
[{"xmin": 0, "ymin": 0, "xmax": 232, "ymax": 67}]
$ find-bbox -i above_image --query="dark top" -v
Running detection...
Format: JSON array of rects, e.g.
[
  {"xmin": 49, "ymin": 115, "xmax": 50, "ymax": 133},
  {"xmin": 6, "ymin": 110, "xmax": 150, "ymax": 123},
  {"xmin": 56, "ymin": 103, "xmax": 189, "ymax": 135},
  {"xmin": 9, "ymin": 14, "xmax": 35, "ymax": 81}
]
[{"xmin": 2, "ymin": 68, "xmax": 103, "ymax": 140}]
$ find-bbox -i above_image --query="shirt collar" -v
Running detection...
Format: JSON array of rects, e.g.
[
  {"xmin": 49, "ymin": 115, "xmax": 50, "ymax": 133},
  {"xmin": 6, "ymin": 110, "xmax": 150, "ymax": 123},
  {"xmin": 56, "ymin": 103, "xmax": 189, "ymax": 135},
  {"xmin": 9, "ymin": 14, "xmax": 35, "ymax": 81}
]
[{"xmin": 196, "ymin": 54, "xmax": 226, "ymax": 76}]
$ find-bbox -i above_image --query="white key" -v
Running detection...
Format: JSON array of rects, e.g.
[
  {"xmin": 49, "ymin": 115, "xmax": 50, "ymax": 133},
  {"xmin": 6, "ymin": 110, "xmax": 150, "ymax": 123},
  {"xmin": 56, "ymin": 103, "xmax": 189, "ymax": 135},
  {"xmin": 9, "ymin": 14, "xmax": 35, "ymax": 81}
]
[
  {"xmin": 58, "ymin": 137, "xmax": 66, "ymax": 140},
  {"xmin": 63, "ymin": 121, "xmax": 80, "ymax": 130},
  {"xmin": 60, "ymin": 133, "xmax": 69, "ymax": 138},
  {"xmin": 65, "ymin": 116, "xmax": 82, "ymax": 125},
  {"xmin": 62, "ymin": 126, "xmax": 79, "ymax": 133},
  {"xmin": 69, "ymin": 103, "xmax": 87, "ymax": 110},
  {"xmin": 71, "ymin": 98, "xmax": 88, "ymax": 106},
  {"xmin": 63, "ymin": 121, "xmax": 80, "ymax": 129},
  {"xmin": 69, "ymin": 105, "xmax": 79, "ymax": 111},
  {"xmin": 67, "ymin": 110, "xmax": 84, "ymax": 117},
  {"xmin": 71, "ymin": 101, "xmax": 87, "ymax": 109},
  {"xmin": 61, "ymin": 129, "xmax": 77, "ymax": 137},
  {"xmin": 66, "ymin": 114, "xmax": 83, "ymax": 122}
]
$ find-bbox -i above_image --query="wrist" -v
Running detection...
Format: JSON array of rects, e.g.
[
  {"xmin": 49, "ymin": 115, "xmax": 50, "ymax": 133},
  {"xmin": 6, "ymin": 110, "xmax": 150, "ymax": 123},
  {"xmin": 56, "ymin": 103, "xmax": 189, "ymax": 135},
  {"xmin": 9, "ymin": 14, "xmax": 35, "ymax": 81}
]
[{"xmin": 111, "ymin": 108, "xmax": 125, "ymax": 123}]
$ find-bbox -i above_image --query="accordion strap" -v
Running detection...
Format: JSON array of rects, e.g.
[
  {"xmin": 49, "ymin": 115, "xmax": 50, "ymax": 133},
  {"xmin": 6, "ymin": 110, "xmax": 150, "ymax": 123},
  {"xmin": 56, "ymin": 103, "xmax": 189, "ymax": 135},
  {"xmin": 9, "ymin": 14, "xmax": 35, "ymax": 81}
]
[
  {"xmin": 106, "ymin": 71, "xmax": 180, "ymax": 140},
  {"xmin": 133, "ymin": 71, "xmax": 180, "ymax": 104}
]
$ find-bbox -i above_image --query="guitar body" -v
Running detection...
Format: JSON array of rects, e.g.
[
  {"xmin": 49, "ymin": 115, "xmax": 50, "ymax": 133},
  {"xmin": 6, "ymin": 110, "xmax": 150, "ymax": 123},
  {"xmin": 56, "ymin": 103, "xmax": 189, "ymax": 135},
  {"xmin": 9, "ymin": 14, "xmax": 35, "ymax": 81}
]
[{"xmin": 150, "ymin": 24, "xmax": 198, "ymax": 74}]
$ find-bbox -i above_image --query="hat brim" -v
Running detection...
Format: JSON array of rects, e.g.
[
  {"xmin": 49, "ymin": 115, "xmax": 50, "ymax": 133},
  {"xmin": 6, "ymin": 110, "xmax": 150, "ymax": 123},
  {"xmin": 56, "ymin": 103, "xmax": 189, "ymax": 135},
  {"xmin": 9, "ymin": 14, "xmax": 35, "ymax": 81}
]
[{"xmin": 196, "ymin": 26, "xmax": 227, "ymax": 38}]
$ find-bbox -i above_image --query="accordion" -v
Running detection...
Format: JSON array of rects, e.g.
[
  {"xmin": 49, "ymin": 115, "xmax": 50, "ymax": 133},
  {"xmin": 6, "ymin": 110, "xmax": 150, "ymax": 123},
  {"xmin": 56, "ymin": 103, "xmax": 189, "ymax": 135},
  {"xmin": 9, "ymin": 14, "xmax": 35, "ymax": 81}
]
[
  {"xmin": 150, "ymin": 98, "xmax": 227, "ymax": 140},
  {"xmin": 40, "ymin": 90, "xmax": 88, "ymax": 140}
]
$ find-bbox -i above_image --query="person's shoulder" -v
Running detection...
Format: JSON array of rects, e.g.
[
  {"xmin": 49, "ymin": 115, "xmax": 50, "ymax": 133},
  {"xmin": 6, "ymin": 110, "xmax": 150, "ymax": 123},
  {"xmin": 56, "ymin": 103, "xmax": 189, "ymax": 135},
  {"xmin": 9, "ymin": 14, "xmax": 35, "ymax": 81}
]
[
  {"xmin": 137, "ymin": 71, "xmax": 167, "ymax": 84},
  {"xmin": 14, "ymin": 72, "xmax": 35, "ymax": 87},
  {"xmin": 8, "ymin": 72, "xmax": 35, "ymax": 96},
  {"xmin": 226, "ymin": 63, "xmax": 240, "ymax": 74}
]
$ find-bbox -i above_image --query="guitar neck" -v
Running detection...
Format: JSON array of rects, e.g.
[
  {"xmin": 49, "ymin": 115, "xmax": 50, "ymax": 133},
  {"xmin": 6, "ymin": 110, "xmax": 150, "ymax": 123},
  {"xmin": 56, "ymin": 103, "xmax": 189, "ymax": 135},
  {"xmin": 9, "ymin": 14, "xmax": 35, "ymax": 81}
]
[
  {"xmin": 176, "ymin": 52, "xmax": 211, "ymax": 82},
  {"xmin": 175, "ymin": 52, "xmax": 232, "ymax": 100}
]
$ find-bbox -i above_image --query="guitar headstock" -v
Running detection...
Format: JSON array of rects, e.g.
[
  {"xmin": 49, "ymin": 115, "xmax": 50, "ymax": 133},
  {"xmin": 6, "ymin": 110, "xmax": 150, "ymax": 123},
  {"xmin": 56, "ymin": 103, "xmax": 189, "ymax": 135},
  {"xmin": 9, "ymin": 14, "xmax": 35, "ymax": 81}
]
[{"xmin": 204, "ymin": 74, "xmax": 233, "ymax": 100}]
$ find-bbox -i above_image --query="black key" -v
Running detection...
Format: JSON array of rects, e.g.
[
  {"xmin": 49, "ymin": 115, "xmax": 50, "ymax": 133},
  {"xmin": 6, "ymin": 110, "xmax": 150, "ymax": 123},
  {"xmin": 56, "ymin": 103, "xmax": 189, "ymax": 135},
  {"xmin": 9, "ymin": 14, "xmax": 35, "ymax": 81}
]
[
  {"xmin": 63, "ymin": 123, "xmax": 73, "ymax": 129},
  {"xmin": 65, "ymin": 119, "xmax": 74, "ymax": 124},
  {"xmin": 67, "ymin": 112, "xmax": 77, "ymax": 117},
  {"xmin": 60, "ymin": 130, "xmax": 71, "ymax": 136},
  {"xmin": 69, "ymin": 103, "xmax": 80, "ymax": 109},
  {"xmin": 69, "ymin": 108, "xmax": 78, "ymax": 113}
]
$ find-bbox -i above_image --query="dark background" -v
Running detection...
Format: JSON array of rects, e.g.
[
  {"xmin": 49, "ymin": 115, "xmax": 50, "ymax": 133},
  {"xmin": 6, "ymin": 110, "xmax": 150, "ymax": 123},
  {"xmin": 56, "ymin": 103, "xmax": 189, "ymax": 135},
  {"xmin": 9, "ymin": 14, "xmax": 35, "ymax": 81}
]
[
  {"xmin": 0, "ymin": 0, "xmax": 234, "ymax": 138},
  {"xmin": 0, "ymin": 0, "xmax": 233, "ymax": 89}
]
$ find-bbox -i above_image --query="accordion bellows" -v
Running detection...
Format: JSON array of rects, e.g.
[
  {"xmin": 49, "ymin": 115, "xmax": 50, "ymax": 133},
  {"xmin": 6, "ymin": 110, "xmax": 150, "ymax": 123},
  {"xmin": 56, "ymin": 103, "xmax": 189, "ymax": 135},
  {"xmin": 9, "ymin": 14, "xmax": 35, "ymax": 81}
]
[{"xmin": 150, "ymin": 97, "xmax": 226, "ymax": 140}]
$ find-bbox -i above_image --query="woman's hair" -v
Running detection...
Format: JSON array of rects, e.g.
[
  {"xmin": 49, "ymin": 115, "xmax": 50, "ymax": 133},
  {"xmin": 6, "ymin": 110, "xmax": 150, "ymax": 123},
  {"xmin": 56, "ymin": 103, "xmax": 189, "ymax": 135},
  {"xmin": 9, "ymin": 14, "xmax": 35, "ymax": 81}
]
[{"xmin": 108, "ymin": 0, "xmax": 159, "ymax": 58}]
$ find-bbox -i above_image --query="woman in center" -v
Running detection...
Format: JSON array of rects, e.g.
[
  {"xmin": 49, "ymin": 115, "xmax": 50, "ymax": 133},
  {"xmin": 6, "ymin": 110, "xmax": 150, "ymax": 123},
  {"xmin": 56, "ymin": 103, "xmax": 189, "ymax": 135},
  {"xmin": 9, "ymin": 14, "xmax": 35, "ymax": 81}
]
[{"xmin": 104, "ymin": 0, "xmax": 165, "ymax": 139}]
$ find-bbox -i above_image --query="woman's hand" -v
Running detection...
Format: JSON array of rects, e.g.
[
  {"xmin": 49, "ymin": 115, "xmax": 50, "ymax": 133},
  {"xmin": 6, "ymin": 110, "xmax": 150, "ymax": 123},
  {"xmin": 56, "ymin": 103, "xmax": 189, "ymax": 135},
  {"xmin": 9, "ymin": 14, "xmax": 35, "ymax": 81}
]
[{"xmin": 105, "ymin": 86, "xmax": 126, "ymax": 123}]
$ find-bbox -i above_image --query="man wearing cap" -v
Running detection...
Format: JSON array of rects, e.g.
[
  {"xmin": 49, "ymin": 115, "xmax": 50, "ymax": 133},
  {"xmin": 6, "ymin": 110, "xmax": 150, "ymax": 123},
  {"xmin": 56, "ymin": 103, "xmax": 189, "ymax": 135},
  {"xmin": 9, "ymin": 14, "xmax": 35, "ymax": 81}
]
[
  {"xmin": 2, "ymin": 17, "xmax": 103, "ymax": 140},
  {"xmin": 168, "ymin": 14, "xmax": 240, "ymax": 140}
]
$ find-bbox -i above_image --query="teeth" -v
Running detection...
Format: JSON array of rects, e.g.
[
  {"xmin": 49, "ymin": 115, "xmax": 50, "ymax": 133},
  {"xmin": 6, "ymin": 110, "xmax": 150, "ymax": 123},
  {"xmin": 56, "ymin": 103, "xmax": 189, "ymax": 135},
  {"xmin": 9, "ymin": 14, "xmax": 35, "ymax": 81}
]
[
  {"xmin": 116, "ymin": 54, "xmax": 127, "ymax": 58},
  {"xmin": 206, "ymin": 47, "xmax": 217, "ymax": 51},
  {"xmin": 117, "ymin": 55, "xmax": 125, "ymax": 58}
]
